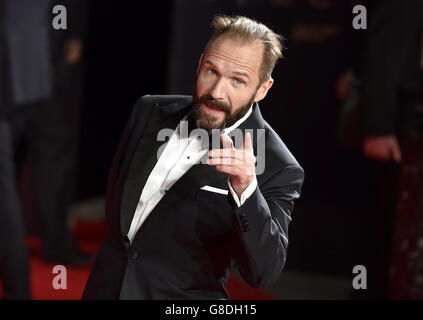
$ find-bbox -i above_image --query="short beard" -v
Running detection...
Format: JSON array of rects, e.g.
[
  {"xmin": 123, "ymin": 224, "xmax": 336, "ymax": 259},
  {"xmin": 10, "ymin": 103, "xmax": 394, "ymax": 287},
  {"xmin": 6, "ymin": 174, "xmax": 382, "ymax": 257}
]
[{"xmin": 189, "ymin": 92, "xmax": 256, "ymax": 134}]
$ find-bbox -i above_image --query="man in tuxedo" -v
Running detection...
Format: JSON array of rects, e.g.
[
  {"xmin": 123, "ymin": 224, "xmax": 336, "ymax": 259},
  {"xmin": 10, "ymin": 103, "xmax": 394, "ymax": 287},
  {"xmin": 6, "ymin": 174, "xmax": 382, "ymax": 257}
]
[{"xmin": 83, "ymin": 15, "xmax": 304, "ymax": 299}]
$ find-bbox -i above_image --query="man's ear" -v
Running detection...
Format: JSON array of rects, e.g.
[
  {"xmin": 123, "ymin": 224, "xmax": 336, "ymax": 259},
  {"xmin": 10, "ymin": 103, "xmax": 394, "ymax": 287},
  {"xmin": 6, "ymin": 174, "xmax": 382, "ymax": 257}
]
[
  {"xmin": 196, "ymin": 53, "xmax": 205, "ymax": 75},
  {"xmin": 254, "ymin": 78, "xmax": 274, "ymax": 102}
]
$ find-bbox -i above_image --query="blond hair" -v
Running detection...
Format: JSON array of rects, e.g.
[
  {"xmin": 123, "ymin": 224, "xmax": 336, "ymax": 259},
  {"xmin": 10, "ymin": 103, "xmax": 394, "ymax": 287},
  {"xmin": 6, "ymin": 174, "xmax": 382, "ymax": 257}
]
[{"xmin": 205, "ymin": 15, "xmax": 284, "ymax": 84}]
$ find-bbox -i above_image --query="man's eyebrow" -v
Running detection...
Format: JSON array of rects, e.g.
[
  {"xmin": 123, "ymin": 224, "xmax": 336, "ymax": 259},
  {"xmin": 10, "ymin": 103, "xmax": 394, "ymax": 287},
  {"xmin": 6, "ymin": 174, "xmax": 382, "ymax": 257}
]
[
  {"xmin": 204, "ymin": 59, "xmax": 251, "ymax": 79},
  {"xmin": 204, "ymin": 59, "xmax": 216, "ymax": 67},
  {"xmin": 233, "ymin": 71, "xmax": 250, "ymax": 79}
]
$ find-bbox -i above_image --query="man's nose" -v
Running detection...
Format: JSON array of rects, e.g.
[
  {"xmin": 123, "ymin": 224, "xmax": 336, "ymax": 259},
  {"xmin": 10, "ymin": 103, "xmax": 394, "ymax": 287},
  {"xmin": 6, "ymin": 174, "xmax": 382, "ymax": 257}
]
[{"xmin": 209, "ymin": 78, "xmax": 226, "ymax": 101}]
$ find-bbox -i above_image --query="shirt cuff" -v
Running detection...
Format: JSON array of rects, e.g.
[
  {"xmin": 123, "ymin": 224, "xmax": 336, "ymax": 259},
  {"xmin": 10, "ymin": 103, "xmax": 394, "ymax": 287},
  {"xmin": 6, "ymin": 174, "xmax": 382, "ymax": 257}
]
[{"xmin": 227, "ymin": 176, "xmax": 258, "ymax": 207}]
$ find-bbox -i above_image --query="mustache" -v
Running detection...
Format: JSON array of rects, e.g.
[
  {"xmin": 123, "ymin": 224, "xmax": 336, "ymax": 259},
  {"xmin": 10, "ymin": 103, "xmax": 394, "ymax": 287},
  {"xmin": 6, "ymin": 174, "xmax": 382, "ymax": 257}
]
[{"xmin": 198, "ymin": 94, "xmax": 231, "ymax": 114}]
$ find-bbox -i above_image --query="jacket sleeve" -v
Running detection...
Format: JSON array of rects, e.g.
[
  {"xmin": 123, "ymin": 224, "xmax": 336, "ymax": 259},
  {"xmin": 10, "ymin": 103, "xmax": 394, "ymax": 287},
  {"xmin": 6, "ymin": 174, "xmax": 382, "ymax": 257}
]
[{"xmin": 233, "ymin": 164, "xmax": 304, "ymax": 289}]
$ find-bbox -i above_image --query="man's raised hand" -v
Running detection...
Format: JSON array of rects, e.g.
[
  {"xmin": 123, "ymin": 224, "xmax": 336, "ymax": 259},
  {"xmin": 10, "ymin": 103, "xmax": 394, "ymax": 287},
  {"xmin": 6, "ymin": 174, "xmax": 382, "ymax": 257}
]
[{"xmin": 207, "ymin": 133, "xmax": 256, "ymax": 198}]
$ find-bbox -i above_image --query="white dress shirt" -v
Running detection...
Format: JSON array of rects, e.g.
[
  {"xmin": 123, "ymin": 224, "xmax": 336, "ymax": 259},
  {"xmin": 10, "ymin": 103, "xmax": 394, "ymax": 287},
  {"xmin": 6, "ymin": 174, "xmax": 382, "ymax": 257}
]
[{"xmin": 126, "ymin": 107, "xmax": 257, "ymax": 243}]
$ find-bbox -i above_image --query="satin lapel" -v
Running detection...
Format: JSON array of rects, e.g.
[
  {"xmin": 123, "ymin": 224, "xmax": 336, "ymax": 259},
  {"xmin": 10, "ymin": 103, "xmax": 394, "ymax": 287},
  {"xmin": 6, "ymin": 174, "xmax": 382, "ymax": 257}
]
[
  {"xmin": 234, "ymin": 102, "xmax": 265, "ymax": 152},
  {"xmin": 120, "ymin": 97, "xmax": 194, "ymax": 178},
  {"xmin": 119, "ymin": 102, "xmax": 189, "ymax": 236},
  {"xmin": 120, "ymin": 107, "xmax": 162, "ymax": 236},
  {"xmin": 118, "ymin": 103, "xmax": 156, "ymax": 186}
]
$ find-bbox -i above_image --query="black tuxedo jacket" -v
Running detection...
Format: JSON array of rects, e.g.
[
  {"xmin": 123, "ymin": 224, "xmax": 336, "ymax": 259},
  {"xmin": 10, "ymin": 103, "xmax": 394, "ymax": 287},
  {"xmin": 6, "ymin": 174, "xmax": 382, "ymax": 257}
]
[{"xmin": 83, "ymin": 95, "xmax": 304, "ymax": 299}]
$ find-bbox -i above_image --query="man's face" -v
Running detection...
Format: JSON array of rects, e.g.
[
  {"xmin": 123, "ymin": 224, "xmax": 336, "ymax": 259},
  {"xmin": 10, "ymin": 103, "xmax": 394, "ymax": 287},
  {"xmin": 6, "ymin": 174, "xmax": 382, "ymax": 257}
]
[{"xmin": 192, "ymin": 35, "xmax": 273, "ymax": 131}]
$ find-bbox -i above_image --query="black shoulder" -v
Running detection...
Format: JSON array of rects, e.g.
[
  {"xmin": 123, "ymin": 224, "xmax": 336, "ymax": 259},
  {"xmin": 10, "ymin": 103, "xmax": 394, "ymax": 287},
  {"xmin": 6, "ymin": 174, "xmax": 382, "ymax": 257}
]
[
  {"xmin": 256, "ymin": 121, "xmax": 304, "ymax": 193},
  {"xmin": 264, "ymin": 121, "xmax": 303, "ymax": 170},
  {"xmin": 133, "ymin": 94, "xmax": 193, "ymax": 112}
]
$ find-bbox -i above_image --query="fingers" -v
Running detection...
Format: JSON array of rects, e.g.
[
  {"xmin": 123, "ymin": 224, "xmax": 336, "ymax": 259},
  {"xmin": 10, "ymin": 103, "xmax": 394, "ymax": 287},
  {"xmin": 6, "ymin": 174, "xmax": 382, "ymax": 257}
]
[
  {"xmin": 243, "ymin": 132, "xmax": 253, "ymax": 151},
  {"xmin": 208, "ymin": 149, "xmax": 256, "ymax": 165},
  {"xmin": 214, "ymin": 164, "xmax": 255, "ymax": 176},
  {"xmin": 215, "ymin": 134, "xmax": 234, "ymax": 164},
  {"xmin": 207, "ymin": 156, "xmax": 243, "ymax": 165},
  {"xmin": 219, "ymin": 132, "xmax": 253, "ymax": 151},
  {"xmin": 214, "ymin": 164, "xmax": 242, "ymax": 176},
  {"xmin": 208, "ymin": 149, "xmax": 244, "ymax": 160},
  {"xmin": 208, "ymin": 132, "xmax": 255, "ymax": 167},
  {"xmin": 390, "ymin": 140, "xmax": 402, "ymax": 163},
  {"xmin": 363, "ymin": 136, "xmax": 402, "ymax": 163},
  {"xmin": 221, "ymin": 134, "xmax": 234, "ymax": 149}
]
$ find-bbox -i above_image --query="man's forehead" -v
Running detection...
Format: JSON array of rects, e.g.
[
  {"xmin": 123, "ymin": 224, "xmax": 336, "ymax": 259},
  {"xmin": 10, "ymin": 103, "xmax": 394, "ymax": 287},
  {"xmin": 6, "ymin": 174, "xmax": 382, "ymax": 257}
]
[
  {"xmin": 206, "ymin": 34, "xmax": 264, "ymax": 57},
  {"xmin": 204, "ymin": 35, "xmax": 264, "ymax": 75}
]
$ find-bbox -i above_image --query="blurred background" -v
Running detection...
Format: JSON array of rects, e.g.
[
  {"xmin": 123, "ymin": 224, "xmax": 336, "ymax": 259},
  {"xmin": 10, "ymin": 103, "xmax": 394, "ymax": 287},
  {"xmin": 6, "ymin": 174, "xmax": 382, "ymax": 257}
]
[{"xmin": 1, "ymin": 0, "xmax": 422, "ymax": 299}]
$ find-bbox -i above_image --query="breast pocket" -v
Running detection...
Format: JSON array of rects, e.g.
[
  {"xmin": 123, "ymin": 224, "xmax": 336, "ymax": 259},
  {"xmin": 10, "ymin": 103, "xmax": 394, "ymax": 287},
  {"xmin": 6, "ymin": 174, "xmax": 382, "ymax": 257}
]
[
  {"xmin": 194, "ymin": 185, "xmax": 234, "ymax": 235},
  {"xmin": 199, "ymin": 185, "xmax": 229, "ymax": 195}
]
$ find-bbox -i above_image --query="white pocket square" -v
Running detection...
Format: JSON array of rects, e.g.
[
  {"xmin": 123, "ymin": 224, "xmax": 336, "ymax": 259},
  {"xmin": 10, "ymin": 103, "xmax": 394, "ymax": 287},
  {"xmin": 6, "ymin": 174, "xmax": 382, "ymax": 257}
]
[{"xmin": 200, "ymin": 185, "xmax": 229, "ymax": 195}]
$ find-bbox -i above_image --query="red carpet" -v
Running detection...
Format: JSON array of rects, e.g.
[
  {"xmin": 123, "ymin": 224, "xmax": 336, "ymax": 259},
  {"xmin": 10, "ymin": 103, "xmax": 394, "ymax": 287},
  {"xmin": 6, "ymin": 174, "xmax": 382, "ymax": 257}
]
[{"xmin": 2, "ymin": 220, "xmax": 276, "ymax": 300}]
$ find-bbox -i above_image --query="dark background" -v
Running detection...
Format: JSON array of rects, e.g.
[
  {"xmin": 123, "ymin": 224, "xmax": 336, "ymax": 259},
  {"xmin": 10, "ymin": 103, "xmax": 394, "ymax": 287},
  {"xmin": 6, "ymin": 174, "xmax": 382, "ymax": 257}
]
[{"xmin": 79, "ymin": 1, "xmax": 173, "ymax": 198}]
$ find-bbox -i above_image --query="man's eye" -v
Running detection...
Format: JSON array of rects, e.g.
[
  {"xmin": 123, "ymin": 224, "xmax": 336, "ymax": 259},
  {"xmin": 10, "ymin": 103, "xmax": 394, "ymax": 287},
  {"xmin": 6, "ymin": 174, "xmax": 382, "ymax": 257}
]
[
  {"xmin": 233, "ymin": 78, "xmax": 244, "ymax": 85},
  {"xmin": 207, "ymin": 68, "xmax": 217, "ymax": 75}
]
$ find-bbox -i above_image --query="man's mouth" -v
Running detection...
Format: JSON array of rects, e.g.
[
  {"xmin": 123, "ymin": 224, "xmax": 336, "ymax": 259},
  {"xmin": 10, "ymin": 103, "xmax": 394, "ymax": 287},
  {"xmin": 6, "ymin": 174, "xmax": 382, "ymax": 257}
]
[{"xmin": 203, "ymin": 102, "xmax": 225, "ymax": 115}]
